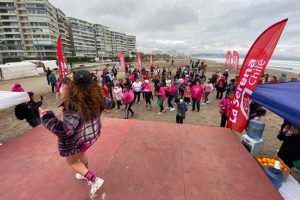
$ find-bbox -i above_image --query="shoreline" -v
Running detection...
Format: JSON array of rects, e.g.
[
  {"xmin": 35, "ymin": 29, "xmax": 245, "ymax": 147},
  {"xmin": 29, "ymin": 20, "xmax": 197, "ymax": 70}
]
[{"xmin": 194, "ymin": 57, "xmax": 300, "ymax": 74}]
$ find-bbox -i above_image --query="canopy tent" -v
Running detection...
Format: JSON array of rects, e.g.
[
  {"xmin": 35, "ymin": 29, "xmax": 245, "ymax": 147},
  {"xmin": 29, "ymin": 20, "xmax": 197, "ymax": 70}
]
[
  {"xmin": 251, "ymin": 81, "xmax": 300, "ymax": 128},
  {"xmin": 0, "ymin": 61, "xmax": 39, "ymax": 80},
  {"xmin": 0, "ymin": 91, "xmax": 29, "ymax": 110},
  {"xmin": 33, "ymin": 60, "xmax": 58, "ymax": 73}
]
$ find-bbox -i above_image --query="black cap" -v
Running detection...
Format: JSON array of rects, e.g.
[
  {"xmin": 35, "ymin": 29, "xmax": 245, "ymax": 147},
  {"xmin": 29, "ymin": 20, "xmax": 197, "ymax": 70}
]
[{"xmin": 74, "ymin": 70, "xmax": 93, "ymax": 85}]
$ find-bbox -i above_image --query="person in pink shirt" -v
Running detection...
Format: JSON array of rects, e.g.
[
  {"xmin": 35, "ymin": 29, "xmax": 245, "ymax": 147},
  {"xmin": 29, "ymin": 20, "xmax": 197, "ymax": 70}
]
[
  {"xmin": 129, "ymin": 74, "xmax": 135, "ymax": 83},
  {"xmin": 191, "ymin": 80, "xmax": 204, "ymax": 112},
  {"xmin": 204, "ymin": 79, "xmax": 214, "ymax": 104},
  {"xmin": 218, "ymin": 91, "xmax": 234, "ymax": 127},
  {"xmin": 143, "ymin": 79, "xmax": 153, "ymax": 109},
  {"xmin": 157, "ymin": 84, "xmax": 167, "ymax": 114},
  {"xmin": 184, "ymin": 82, "xmax": 192, "ymax": 105},
  {"xmin": 166, "ymin": 82, "xmax": 177, "ymax": 111},
  {"xmin": 11, "ymin": 82, "xmax": 25, "ymax": 92},
  {"xmin": 122, "ymin": 87, "xmax": 134, "ymax": 119}
]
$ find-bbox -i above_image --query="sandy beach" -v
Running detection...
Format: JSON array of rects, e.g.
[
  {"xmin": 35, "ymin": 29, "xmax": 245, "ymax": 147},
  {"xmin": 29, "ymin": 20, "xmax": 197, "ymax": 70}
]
[{"xmin": 0, "ymin": 59, "xmax": 299, "ymax": 181}]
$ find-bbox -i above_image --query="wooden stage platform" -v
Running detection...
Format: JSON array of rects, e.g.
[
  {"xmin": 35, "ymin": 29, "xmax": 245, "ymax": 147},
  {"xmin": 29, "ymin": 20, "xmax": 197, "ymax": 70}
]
[{"xmin": 0, "ymin": 118, "xmax": 283, "ymax": 200}]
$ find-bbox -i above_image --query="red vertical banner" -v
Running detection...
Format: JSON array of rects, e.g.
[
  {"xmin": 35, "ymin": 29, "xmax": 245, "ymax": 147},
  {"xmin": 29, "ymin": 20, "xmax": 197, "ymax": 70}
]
[
  {"xmin": 117, "ymin": 51, "xmax": 126, "ymax": 71},
  {"xmin": 57, "ymin": 34, "xmax": 66, "ymax": 79},
  {"xmin": 225, "ymin": 51, "xmax": 232, "ymax": 67},
  {"xmin": 231, "ymin": 51, "xmax": 239, "ymax": 71},
  {"xmin": 136, "ymin": 52, "xmax": 142, "ymax": 68},
  {"xmin": 149, "ymin": 50, "xmax": 153, "ymax": 67},
  {"xmin": 227, "ymin": 19, "xmax": 288, "ymax": 132}
]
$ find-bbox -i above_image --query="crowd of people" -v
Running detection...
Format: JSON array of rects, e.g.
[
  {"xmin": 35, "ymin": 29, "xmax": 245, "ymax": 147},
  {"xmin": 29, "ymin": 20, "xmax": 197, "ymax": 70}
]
[
  {"xmin": 8, "ymin": 59, "xmax": 300, "ymax": 197},
  {"xmin": 12, "ymin": 60, "xmax": 300, "ymax": 128}
]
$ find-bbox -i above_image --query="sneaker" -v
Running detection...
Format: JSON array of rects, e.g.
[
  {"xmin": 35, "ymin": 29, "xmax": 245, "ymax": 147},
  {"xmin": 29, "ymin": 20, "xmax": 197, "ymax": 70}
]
[
  {"xmin": 75, "ymin": 173, "xmax": 86, "ymax": 180},
  {"xmin": 158, "ymin": 112, "xmax": 162, "ymax": 115},
  {"xmin": 162, "ymin": 109, "xmax": 166, "ymax": 113},
  {"xmin": 89, "ymin": 177, "xmax": 104, "ymax": 199},
  {"xmin": 165, "ymin": 107, "xmax": 170, "ymax": 110},
  {"xmin": 201, "ymin": 103, "xmax": 206, "ymax": 105},
  {"xmin": 170, "ymin": 108, "xmax": 175, "ymax": 111},
  {"xmin": 206, "ymin": 100, "xmax": 210, "ymax": 104}
]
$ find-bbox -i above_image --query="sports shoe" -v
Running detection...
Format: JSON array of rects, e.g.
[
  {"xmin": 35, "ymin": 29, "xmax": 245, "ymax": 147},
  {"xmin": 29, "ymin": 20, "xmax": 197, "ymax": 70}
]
[
  {"xmin": 162, "ymin": 109, "xmax": 166, "ymax": 113},
  {"xmin": 158, "ymin": 112, "xmax": 162, "ymax": 115},
  {"xmin": 75, "ymin": 173, "xmax": 86, "ymax": 180},
  {"xmin": 165, "ymin": 107, "xmax": 170, "ymax": 110},
  {"xmin": 206, "ymin": 100, "xmax": 210, "ymax": 104},
  {"xmin": 89, "ymin": 177, "xmax": 104, "ymax": 199},
  {"xmin": 170, "ymin": 108, "xmax": 175, "ymax": 111}
]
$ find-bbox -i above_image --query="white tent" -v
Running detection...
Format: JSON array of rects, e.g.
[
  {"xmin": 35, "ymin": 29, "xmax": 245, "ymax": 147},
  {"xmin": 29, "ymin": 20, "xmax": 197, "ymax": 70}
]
[
  {"xmin": 0, "ymin": 91, "xmax": 29, "ymax": 110},
  {"xmin": 0, "ymin": 61, "xmax": 39, "ymax": 80},
  {"xmin": 42, "ymin": 60, "xmax": 57, "ymax": 70}
]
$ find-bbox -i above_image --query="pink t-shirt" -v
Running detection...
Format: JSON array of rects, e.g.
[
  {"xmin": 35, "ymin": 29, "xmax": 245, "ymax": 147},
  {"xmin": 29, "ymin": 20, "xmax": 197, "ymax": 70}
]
[{"xmin": 191, "ymin": 85, "xmax": 204, "ymax": 100}]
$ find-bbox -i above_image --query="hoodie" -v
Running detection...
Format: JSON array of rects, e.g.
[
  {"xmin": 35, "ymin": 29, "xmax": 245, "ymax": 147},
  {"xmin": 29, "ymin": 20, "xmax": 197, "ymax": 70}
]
[
  {"xmin": 123, "ymin": 90, "xmax": 134, "ymax": 104},
  {"xmin": 191, "ymin": 85, "xmax": 204, "ymax": 100},
  {"xmin": 176, "ymin": 99, "xmax": 188, "ymax": 119},
  {"xmin": 11, "ymin": 82, "xmax": 25, "ymax": 92},
  {"xmin": 157, "ymin": 86, "xmax": 167, "ymax": 100}
]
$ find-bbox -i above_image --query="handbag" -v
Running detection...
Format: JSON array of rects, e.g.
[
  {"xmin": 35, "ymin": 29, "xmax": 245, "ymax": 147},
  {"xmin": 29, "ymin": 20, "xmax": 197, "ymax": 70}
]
[
  {"xmin": 157, "ymin": 98, "xmax": 163, "ymax": 106},
  {"xmin": 103, "ymin": 97, "xmax": 116, "ymax": 110}
]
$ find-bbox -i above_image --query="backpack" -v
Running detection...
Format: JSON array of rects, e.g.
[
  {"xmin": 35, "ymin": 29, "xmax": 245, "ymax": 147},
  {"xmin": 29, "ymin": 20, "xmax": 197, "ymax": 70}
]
[{"xmin": 15, "ymin": 103, "xmax": 29, "ymax": 120}]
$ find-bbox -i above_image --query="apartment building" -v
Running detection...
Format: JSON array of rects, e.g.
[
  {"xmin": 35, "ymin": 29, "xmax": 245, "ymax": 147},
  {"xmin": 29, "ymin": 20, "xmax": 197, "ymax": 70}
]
[
  {"xmin": 94, "ymin": 23, "xmax": 106, "ymax": 57},
  {"xmin": 127, "ymin": 35, "xmax": 136, "ymax": 54},
  {"xmin": 56, "ymin": 8, "xmax": 71, "ymax": 56},
  {"xmin": 18, "ymin": 0, "xmax": 60, "ymax": 58},
  {"xmin": 0, "ymin": 0, "xmax": 136, "ymax": 60},
  {"xmin": 68, "ymin": 17, "xmax": 96, "ymax": 57},
  {"xmin": 0, "ymin": 0, "xmax": 23, "ymax": 57}
]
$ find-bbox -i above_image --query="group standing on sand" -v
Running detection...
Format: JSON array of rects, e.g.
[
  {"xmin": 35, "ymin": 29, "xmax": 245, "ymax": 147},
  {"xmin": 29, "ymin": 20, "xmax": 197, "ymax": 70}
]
[{"xmin": 10, "ymin": 59, "xmax": 300, "ymax": 198}]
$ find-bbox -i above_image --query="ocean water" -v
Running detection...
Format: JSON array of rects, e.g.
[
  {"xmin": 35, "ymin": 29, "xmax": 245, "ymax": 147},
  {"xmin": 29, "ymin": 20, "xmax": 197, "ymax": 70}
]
[{"xmin": 196, "ymin": 56, "xmax": 300, "ymax": 74}]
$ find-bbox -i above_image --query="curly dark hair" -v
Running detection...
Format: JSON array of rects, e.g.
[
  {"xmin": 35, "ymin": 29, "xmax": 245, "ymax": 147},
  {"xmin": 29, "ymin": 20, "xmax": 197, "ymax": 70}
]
[{"xmin": 62, "ymin": 81, "xmax": 104, "ymax": 119}]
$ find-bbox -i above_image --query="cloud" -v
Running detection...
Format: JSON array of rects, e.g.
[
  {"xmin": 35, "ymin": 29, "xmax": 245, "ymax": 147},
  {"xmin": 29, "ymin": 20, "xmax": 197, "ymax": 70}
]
[{"xmin": 50, "ymin": 0, "xmax": 300, "ymax": 58}]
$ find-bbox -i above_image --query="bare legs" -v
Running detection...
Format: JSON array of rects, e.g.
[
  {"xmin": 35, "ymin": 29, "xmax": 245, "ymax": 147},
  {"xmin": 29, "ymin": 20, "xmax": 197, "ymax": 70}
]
[{"xmin": 66, "ymin": 152, "xmax": 89, "ymax": 176}]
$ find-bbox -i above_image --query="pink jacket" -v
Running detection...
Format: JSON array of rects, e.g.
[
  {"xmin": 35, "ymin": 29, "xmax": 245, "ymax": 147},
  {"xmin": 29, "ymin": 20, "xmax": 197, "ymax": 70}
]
[
  {"xmin": 113, "ymin": 87, "xmax": 123, "ymax": 100},
  {"xmin": 157, "ymin": 86, "xmax": 167, "ymax": 100},
  {"xmin": 123, "ymin": 90, "xmax": 134, "ymax": 104},
  {"xmin": 11, "ymin": 82, "xmax": 25, "ymax": 92},
  {"xmin": 218, "ymin": 97, "xmax": 233, "ymax": 117},
  {"xmin": 129, "ymin": 74, "xmax": 135, "ymax": 82},
  {"xmin": 191, "ymin": 85, "xmax": 204, "ymax": 100},
  {"xmin": 143, "ymin": 83, "xmax": 152, "ymax": 92},
  {"xmin": 168, "ymin": 85, "xmax": 177, "ymax": 96}
]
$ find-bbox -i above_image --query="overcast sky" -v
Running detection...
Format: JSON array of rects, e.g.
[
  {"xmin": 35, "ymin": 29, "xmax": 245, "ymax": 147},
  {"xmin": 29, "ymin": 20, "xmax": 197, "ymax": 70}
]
[{"xmin": 50, "ymin": 0, "xmax": 300, "ymax": 58}]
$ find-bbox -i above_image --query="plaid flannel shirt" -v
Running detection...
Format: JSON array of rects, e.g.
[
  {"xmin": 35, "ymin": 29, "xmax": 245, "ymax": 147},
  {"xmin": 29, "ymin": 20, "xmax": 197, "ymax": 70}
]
[{"xmin": 42, "ymin": 110, "xmax": 101, "ymax": 157}]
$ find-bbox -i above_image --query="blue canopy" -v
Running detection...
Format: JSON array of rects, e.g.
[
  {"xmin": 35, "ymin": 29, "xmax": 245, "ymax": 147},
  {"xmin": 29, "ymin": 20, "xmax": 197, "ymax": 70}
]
[{"xmin": 251, "ymin": 81, "xmax": 300, "ymax": 128}]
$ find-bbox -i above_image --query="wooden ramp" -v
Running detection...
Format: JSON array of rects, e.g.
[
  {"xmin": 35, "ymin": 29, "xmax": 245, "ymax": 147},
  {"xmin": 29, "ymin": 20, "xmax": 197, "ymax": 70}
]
[{"xmin": 0, "ymin": 118, "xmax": 282, "ymax": 200}]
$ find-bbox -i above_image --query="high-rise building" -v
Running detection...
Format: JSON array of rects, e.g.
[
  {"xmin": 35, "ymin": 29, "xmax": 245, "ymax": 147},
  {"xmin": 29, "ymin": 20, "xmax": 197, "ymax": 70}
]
[
  {"xmin": 56, "ymin": 8, "xmax": 71, "ymax": 56},
  {"xmin": 127, "ymin": 35, "xmax": 136, "ymax": 54},
  {"xmin": 94, "ymin": 23, "xmax": 106, "ymax": 58},
  {"xmin": 0, "ymin": 0, "xmax": 136, "ymax": 60},
  {"xmin": 68, "ymin": 17, "xmax": 96, "ymax": 57},
  {"xmin": 0, "ymin": 0, "xmax": 23, "ymax": 57},
  {"xmin": 103, "ymin": 29, "xmax": 114, "ymax": 57}
]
